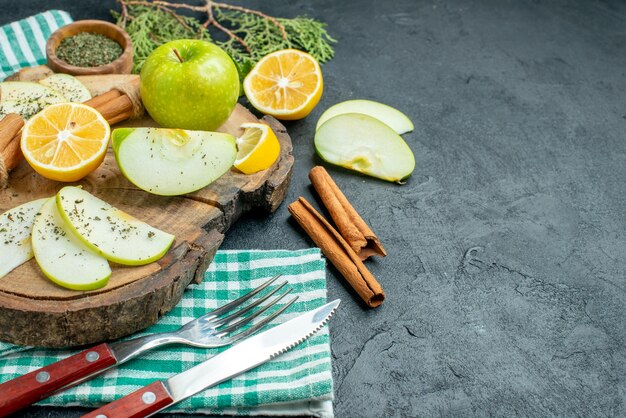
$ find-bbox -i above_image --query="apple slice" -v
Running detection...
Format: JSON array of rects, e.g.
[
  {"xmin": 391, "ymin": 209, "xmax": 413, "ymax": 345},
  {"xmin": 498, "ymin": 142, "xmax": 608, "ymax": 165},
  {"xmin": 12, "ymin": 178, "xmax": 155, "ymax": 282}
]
[
  {"xmin": 316, "ymin": 100, "xmax": 414, "ymax": 134},
  {"xmin": 314, "ymin": 113, "xmax": 415, "ymax": 183},
  {"xmin": 56, "ymin": 186, "xmax": 175, "ymax": 265},
  {"xmin": 0, "ymin": 198, "xmax": 47, "ymax": 278},
  {"xmin": 0, "ymin": 81, "xmax": 66, "ymax": 101},
  {"xmin": 112, "ymin": 127, "xmax": 237, "ymax": 196},
  {"xmin": 0, "ymin": 100, "xmax": 41, "ymax": 120},
  {"xmin": 39, "ymin": 74, "xmax": 91, "ymax": 103},
  {"xmin": 0, "ymin": 81, "xmax": 67, "ymax": 119},
  {"xmin": 32, "ymin": 198, "xmax": 111, "ymax": 290}
]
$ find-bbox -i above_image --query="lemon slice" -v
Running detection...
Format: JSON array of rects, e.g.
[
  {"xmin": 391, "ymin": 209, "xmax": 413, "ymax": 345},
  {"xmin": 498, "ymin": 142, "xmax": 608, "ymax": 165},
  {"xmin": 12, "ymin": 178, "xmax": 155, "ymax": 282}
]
[
  {"xmin": 243, "ymin": 49, "xmax": 323, "ymax": 120},
  {"xmin": 234, "ymin": 123, "xmax": 281, "ymax": 174},
  {"xmin": 21, "ymin": 102, "xmax": 110, "ymax": 182}
]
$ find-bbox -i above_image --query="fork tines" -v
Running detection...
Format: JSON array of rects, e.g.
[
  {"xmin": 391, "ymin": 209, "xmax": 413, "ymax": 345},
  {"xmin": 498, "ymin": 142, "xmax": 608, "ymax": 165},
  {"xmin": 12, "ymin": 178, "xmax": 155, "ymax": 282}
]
[{"xmin": 196, "ymin": 275, "xmax": 298, "ymax": 343}]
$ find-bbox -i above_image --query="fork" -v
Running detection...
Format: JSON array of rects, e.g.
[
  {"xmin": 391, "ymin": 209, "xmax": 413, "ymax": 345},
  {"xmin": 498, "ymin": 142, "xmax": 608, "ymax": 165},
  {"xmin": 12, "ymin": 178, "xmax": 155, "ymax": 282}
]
[{"xmin": 0, "ymin": 275, "xmax": 296, "ymax": 417}]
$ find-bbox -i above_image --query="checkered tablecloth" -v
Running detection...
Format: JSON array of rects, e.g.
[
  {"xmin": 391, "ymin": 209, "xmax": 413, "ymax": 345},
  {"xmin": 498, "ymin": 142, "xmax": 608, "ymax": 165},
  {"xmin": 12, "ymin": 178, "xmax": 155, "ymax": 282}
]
[
  {"xmin": 0, "ymin": 10, "xmax": 72, "ymax": 79},
  {"xmin": 0, "ymin": 249, "xmax": 334, "ymax": 417}
]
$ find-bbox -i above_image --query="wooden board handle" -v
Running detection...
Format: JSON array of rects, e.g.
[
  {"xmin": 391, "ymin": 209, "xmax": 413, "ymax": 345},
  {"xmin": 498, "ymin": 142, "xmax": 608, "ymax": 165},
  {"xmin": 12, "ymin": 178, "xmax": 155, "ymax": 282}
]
[
  {"xmin": 0, "ymin": 343, "xmax": 117, "ymax": 417},
  {"xmin": 82, "ymin": 381, "xmax": 174, "ymax": 418}
]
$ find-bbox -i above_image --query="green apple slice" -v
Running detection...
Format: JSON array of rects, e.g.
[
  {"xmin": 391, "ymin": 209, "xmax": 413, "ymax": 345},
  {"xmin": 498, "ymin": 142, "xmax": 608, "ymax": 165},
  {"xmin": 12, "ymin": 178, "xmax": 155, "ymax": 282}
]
[
  {"xmin": 39, "ymin": 74, "xmax": 91, "ymax": 103},
  {"xmin": 316, "ymin": 100, "xmax": 414, "ymax": 134},
  {"xmin": 0, "ymin": 100, "xmax": 41, "ymax": 120},
  {"xmin": 0, "ymin": 81, "xmax": 67, "ymax": 119},
  {"xmin": 0, "ymin": 198, "xmax": 48, "ymax": 278},
  {"xmin": 0, "ymin": 81, "xmax": 66, "ymax": 101},
  {"xmin": 314, "ymin": 113, "xmax": 415, "ymax": 183},
  {"xmin": 56, "ymin": 186, "xmax": 175, "ymax": 265},
  {"xmin": 32, "ymin": 198, "xmax": 111, "ymax": 291},
  {"xmin": 112, "ymin": 127, "xmax": 237, "ymax": 196}
]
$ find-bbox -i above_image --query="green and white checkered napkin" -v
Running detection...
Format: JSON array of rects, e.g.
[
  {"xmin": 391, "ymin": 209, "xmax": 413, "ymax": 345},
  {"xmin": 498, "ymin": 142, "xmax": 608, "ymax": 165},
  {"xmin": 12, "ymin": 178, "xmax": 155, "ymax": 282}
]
[
  {"xmin": 0, "ymin": 249, "xmax": 334, "ymax": 417},
  {"xmin": 0, "ymin": 10, "xmax": 73, "ymax": 80}
]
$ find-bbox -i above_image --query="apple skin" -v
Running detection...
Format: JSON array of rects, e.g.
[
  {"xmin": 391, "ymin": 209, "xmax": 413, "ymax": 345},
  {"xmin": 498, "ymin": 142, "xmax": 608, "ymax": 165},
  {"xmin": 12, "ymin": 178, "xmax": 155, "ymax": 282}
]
[{"xmin": 140, "ymin": 39, "xmax": 240, "ymax": 131}]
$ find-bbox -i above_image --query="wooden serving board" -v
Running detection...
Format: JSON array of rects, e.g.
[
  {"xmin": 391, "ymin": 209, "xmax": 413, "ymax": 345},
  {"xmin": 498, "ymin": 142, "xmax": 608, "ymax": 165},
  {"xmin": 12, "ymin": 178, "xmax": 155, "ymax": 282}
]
[{"xmin": 0, "ymin": 101, "xmax": 293, "ymax": 348}]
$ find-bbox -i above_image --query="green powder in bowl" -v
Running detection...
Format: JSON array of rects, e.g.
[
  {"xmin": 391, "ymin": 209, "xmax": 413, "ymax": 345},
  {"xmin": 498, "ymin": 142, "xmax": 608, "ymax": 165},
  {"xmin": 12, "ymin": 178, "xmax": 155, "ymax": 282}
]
[{"xmin": 56, "ymin": 32, "xmax": 123, "ymax": 67}]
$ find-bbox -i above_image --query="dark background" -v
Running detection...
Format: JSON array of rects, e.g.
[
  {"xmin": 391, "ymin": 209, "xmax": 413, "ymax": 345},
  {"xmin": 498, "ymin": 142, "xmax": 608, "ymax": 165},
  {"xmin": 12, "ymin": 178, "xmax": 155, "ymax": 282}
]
[{"xmin": 2, "ymin": 0, "xmax": 625, "ymax": 416}]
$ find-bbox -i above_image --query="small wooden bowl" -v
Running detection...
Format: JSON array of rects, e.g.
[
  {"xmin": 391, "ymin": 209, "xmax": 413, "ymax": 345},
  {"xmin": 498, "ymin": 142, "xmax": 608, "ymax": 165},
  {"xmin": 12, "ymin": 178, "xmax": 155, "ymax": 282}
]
[{"xmin": 46, "ymin": 20, "xmax": 133, "ymax": 75}]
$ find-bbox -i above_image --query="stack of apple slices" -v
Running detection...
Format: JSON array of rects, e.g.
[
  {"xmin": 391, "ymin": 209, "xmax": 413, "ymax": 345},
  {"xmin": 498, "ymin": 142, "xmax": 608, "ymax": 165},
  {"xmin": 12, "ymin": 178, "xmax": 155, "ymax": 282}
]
[
  {"xmin": 0, "ymin": 187, "xmax": 174, "ymax": 291},
  {"xmin": 314, "ymin": 99, "xmax": 416, "ymax": 183}
]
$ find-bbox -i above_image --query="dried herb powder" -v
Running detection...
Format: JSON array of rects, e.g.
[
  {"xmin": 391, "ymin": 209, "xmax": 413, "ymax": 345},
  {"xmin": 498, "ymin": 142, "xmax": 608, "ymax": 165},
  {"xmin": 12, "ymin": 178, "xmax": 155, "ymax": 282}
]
[{"xmin": 56, "ymin": 32, "xmax": 123, "ymax": 67}]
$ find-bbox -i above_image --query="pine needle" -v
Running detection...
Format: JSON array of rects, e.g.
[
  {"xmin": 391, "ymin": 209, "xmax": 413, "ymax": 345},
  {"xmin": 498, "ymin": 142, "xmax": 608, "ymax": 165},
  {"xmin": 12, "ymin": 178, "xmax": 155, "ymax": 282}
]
[{"xmin": 112, "ymin": 1, "xmax": 336, "ymax": 79}]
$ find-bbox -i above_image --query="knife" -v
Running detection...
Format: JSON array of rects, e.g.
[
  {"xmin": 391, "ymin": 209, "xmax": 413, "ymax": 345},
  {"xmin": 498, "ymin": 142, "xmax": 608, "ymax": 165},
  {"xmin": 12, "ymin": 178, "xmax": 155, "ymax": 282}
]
[
  {"xmin": 81, "ymin": 299, "xmax": 340, "ymax": 418},
  {"xmin": 0, "ymin": 275, "xmax": 296, "ymax": 417}
]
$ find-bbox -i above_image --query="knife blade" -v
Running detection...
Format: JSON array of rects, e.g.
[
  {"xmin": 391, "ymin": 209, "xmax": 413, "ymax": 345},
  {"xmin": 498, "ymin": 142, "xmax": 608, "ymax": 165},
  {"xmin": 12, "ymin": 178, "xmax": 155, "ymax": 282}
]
[{"xmin": 82, "ymin": 299, "xmax": 340, "ymax": 418}]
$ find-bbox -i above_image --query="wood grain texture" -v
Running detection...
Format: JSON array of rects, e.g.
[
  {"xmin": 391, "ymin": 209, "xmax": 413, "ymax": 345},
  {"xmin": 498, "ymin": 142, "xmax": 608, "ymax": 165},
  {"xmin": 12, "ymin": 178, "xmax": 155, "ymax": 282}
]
[
  {"xmin": 46, "ymin": 20, "xmax": 133, "ymax": 75},
  {"xmin": 0, "ymin": 106, "xmax": 293, "ymax": 348}
]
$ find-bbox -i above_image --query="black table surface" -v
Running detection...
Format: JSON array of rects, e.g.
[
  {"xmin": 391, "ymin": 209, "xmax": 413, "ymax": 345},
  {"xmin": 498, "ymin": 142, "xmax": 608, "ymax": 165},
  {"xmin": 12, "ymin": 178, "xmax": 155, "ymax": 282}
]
[{"xmin": 2, "ymin": 0, "xmax": 625, "ymax": 416}]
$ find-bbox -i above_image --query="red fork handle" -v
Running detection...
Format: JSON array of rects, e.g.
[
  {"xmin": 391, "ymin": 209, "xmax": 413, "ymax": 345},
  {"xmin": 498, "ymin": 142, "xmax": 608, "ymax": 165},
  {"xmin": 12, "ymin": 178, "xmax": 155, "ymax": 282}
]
[
  {"xmin": 82, "ymin": 381, "xmax": 174, "ymax": 418},
  {"xmin": 0, "ymin": 343, "xmax": 117, "ymax": 417}
]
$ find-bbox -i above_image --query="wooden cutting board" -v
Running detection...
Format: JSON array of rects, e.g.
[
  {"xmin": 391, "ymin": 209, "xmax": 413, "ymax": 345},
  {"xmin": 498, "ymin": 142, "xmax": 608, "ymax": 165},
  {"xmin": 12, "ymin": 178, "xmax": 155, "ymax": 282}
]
[{"xmin": 0, "ymin": 73, "xmax": 294, "ymax": 348}]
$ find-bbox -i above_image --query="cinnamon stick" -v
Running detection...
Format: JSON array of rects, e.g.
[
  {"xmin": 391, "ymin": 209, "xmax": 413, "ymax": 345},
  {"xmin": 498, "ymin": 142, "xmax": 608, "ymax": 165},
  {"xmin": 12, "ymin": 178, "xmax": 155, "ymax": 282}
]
[
  {"xmin": 0, "ymin": 114, "xmax": 25, "ymax": 187},
  {"xmin": 1, "ymin": 135, "xmax": 22, "ymax": 175},
  {"xmin": 0, "ymin": 131, "xmax": 23, "ymax": 187},
  {"xmin": 288, "ymin": 196, "xmax": 384, "ymax": 308},
  {"xmin": 309, "ymin": 166, "xmax": 387, "ymax": 260},
  {"xmin": 83, "ymin": 89, "xmax": 123, "ymax": 109},
  {"xmin": 91, "ymin": 95, "xmax": 134, "ymax": 124},
  {"xmin": 0, "ymin": 114, "xmax": 23, "ymax": 152}
]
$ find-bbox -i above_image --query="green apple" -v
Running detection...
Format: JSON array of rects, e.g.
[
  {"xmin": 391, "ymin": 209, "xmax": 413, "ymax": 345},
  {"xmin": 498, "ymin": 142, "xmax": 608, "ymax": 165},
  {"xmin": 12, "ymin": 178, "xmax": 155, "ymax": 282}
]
[
  {"xmin": 32, "ymin": 198, "xmax": 111, "ymax": 291},
  {"xmin": 140, "ymin": 39, "xmax": 239, "ymax": 131},
  {"xmin": 0, "ymin": 198, "xmax": 47, "ymax": 278},
  {"xmin": 314, "ymin": 113, "xmax": 415, "ymax": 183},
  {"xmin": 316, "ymin": 100, "xmax": 414, "ymax": 134},
  {"xmin": 112, "ymin": 127, "xmax": 236, "ymax": 196},
  {"xmin": 56, "ymin": 186, "xmax": 175, "ymax": 266},
  {"xmin": 39, "ymin": 74, "xmax": 91, "ymax": 103}
]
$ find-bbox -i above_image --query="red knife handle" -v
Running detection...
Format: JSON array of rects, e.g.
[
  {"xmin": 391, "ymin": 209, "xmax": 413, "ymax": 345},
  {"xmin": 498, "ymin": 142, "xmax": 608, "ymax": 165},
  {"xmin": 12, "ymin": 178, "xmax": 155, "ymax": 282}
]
[
  {"xmin": 82, "ymin": 381, "xmax": 174, "ymax": 418},
  {"xmin": 0, "ymin": 343, "xmax": 116, "ymax": 417}
]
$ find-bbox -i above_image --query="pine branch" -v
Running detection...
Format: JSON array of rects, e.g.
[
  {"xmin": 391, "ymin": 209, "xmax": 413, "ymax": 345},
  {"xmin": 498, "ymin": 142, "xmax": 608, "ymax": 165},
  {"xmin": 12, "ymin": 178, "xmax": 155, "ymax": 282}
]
[{"xmin": 113, "ymin": 0, "xmax": 336, "ymax": 78}]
